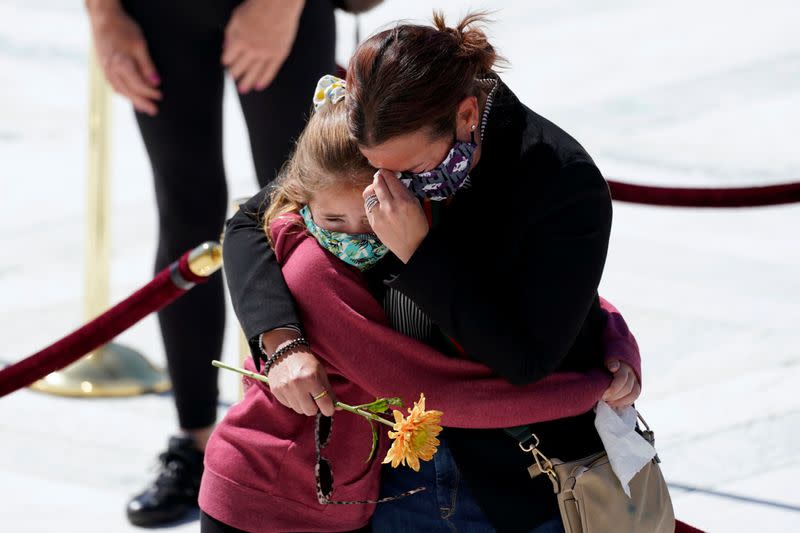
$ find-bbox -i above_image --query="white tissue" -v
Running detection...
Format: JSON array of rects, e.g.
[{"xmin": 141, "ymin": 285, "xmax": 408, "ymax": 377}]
[{"xmin": 594, "ymin": 401, "xmax": 657, "ymax": 497}]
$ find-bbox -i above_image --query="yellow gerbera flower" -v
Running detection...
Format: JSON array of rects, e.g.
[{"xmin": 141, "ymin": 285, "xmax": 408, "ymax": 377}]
[{"xmin": 383, "ymin": 394, "xmax": 443, "ymax": 472}]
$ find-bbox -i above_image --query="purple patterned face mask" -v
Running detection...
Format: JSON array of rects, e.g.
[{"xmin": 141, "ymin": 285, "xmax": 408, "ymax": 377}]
[{"xmin": 400, "ymin": 140, "xmax": 477, "ymax": 201}]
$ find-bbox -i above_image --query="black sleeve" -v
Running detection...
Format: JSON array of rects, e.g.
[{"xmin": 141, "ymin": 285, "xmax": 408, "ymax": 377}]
[
  {"xmin": 222, "ymin": 188, "xmax": 302, "ymax": 360},
  {"xmin": 387, "ymin": 161, "xmax": 612, "ymax": 385}
]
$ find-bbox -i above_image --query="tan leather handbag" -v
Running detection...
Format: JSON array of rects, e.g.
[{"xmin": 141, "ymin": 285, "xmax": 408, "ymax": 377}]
[{"xmin": 507, "ymin": 414, "xmax": 675, "ymax": 533}]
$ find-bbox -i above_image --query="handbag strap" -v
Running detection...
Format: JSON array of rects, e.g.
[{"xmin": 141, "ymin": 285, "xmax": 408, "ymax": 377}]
[
  {"xmin": 635, "ymin": 411, "xmax": 660, "ymax": 462},
  {"xmin": 504, "ymin": 424, "xmax": 535, "ymax": 445},
  {"xmin": 505, "ymin": 409, "xmax": 654, "ymax": 445},
  {"xmin": 505, "ymin": 409, "xmax": 660, "ymax": 476},
  {"xmin": 504, "ymin": 425, "xmax": 559, "ymax": 490}
]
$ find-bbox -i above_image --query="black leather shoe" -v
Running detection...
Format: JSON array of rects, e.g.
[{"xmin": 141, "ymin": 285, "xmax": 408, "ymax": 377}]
[{"xmin": 126, "ymin": 435, "xmax": 205, "ymax": 527}]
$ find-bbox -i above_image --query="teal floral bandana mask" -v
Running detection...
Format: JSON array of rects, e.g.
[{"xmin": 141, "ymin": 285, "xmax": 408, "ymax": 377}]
[{"xmin": 300, "ymin": 206, "xmax": 388, "ymax": 270}]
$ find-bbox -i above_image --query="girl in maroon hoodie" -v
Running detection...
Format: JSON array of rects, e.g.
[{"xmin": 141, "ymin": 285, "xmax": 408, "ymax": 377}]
[{"xmin": 198, "ymin": 77, "xmax": 641, "ymax": 533}]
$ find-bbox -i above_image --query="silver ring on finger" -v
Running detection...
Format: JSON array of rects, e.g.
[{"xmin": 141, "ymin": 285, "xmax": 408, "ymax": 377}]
[{"xmin": 365, "ymin": 194, "xmax": 380, "ymax": 213}]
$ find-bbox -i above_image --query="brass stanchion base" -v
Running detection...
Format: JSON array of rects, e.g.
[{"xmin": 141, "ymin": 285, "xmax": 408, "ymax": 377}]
[{"xmin": 29, "ymin": 343, "xmax": 171, "ymax": 397}]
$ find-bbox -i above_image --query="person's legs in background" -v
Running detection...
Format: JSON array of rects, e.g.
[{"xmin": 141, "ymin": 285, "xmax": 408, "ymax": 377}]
[
  {"xmin": 120, "ymin": 0, "xmax": 230, "ymax": 527},
  {"xmin": 119, "ymin": 0, "xmax": 336, "ymax": 527},
  {"xmin": 238, "ymin": 0, "xmax": 336, "ymax": 188}
]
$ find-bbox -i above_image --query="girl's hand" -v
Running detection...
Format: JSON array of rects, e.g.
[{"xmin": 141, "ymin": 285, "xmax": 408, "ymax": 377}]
[
  {"xmin": 222, "ymin": 0, "xmax": 304, "ymax": 93},
  {"xmin": 87, "ymin": 3, "xmax": 162, "ymax": 116},
  {"xmin": 266, "ymin": 348, "xmax": 336, "ymax": 417},
  {"xmin": 363, "ymin": 170, "xmax": 429, "ymax": 264},
  {"xmin": 602, "ymin": 360, "xmax": 641, "ymax": 409}
]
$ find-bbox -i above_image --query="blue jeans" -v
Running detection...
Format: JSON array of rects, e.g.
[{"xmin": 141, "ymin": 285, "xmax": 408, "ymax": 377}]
[{"xmin": 370, "ymin": 438, "xmax": 564, "ymax": 533}]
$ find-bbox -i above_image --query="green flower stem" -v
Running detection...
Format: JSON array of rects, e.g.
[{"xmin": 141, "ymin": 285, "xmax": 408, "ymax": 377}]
[
  {"xmin": 212, "ymin": 360, "xmax": 395, "ymax": 428},
  {"xmin": 336, "ymin": 403, "xmax": 395, "ymax": 428},
  {"xmin": 212, "ymin": 359, "xmax": 267, "ymax": 383}
]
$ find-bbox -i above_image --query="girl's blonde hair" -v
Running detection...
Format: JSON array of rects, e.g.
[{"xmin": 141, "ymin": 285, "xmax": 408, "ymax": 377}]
[{"xmin": 262, "ymin": 98, "xmax": 375, "ymax": 245}]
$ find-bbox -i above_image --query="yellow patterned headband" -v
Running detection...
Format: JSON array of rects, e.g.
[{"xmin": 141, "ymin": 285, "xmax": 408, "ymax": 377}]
[{"xmin": 313, "ymin": 74, "xmax": 346, "ymax": 110}]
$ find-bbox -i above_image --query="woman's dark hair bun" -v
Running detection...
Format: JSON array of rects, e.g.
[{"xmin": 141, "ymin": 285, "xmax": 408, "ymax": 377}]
[
  {"xmin": 432, "ymin": 10, "xmax": 500, "ymax": 75},
  {"xmin": 346, "ymin": 10, "xmax": 506, "ymax": 146}
]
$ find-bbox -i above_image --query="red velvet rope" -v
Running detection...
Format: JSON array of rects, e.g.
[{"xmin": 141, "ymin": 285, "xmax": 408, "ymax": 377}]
[
  {"xmin": 676, "ymin": 520, "xmax": 706, "ymax": 533},
  {"xmin": 0, "ymin": 251, "xmax": 214, "ymax": 397},
  {"xmin": 607, "ymin": 179, "xmax": 800, "ymax": 207}
]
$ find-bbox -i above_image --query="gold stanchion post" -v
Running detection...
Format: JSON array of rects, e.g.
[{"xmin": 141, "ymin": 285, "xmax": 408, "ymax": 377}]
[{"xmin": 30, "ymin": 48, "xmax": 171, "ymax": 396}]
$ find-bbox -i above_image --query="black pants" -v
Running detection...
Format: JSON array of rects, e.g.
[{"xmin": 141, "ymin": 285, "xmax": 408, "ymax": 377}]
[
  {"xmin": 120, "ymin": 0, "xmax": 336, "ymax": 429},
  {"xmin": 200, "ymin": 511, "xmax": 372, "ymax": 533},
  {"xmin": 200, "ymin": 511, "xmax": 247, "ymax": 533}
]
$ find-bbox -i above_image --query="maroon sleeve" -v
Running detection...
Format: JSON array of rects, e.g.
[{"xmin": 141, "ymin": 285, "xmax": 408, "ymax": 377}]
[
  {"xmin": 599, "ymin": 297, "xmax": 643, "ymax": 385},
  {"xmin": 271, "ymin": 214, "xmax": 614, "ymax": 429}
]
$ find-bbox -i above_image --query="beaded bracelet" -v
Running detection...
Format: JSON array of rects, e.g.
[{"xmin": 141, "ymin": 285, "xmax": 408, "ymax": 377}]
[
  {"xmin": 256, "ymin": 327, "xmax": 302, "ymax": 371},
  {"xmin": 262, "ymin": 336, "xmax": 310, "ymax": 377}
]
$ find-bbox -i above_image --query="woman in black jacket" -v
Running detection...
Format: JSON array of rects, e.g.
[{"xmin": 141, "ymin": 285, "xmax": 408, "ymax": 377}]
[{"xmin": 223, "ymin": 12, "xmax": 642, "ymax": 532}]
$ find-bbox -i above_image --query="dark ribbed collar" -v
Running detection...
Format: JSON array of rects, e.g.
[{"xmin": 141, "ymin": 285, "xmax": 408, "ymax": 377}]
[{"xmin": 470, "ymin": 75, "xmax": 526, "ymax": 188}]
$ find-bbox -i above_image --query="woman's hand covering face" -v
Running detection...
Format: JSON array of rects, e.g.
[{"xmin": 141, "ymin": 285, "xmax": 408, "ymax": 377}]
[{"xmin": 363, "ymin": 170, "xmax": 430, "ymax": 264}]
